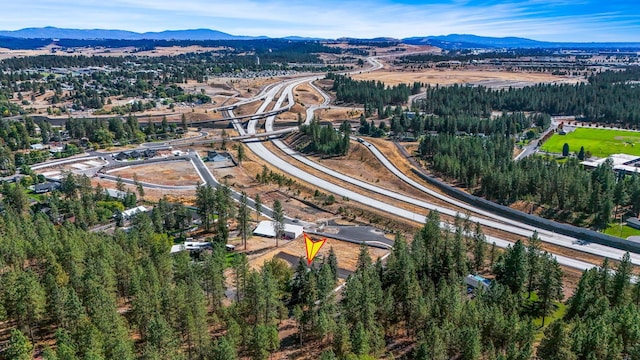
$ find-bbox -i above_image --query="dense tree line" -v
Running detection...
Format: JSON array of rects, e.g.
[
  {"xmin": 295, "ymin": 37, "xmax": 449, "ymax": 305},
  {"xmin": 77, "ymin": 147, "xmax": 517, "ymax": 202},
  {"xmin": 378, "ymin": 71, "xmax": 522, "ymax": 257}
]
[
  {"xmin": 395, "ymin": 49, "xmax": 564, "ymax": 64},
  {"xmin": 298, "ymin": 119, "xmax": 351, "ymax": 156},
  {"xmin": 390, "ymin": 111, "xmax": 549, "ymax": 139},
  {"xmin": 415, "ymin": 67, "xmax": 640, "ymax": 124},
  {"xmin": 418, "ymin": 130, "xmax": 640, "ymax": 228},
  {"xmin": 327, "ymin": 73, "xmax": 419, "ymax": 107},
  {"xmin": 538, "ymin": 253, "xmax": 640, "ymax": 359},
  {"xmin": 419, "ymin": 133, "xmax": 514, "ymax": 188},
  {"xmin": 1, "ymin": 190, "xmax": 638, "ymax": 359}
]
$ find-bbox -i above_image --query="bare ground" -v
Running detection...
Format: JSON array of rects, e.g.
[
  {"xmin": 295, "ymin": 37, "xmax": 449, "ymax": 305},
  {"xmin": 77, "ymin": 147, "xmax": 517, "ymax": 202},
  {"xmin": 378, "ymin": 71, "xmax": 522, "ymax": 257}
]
[
  {"xmin": 314, "ymin": 107, "xmax": 364, "ymax": 122},
  {"xmin": 293, "ymin": 83, "xmax": 323, "ymax": 106},
  {"xmin": 91, "ymin": 178, "xmax": 195, "ymax": 204},
  {"xmin": 109, "ymin": 161, "xmax": 202, "ymax": 186},
  {"xmin": 352, "ymin": 69, "xmax": 580, "ymax": 87}
]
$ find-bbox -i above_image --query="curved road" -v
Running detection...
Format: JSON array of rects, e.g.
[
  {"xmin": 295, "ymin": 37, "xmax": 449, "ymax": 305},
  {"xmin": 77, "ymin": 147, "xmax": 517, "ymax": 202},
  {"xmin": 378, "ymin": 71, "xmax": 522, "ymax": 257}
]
[{"xmin": 222, "ymin": 54, "xmax": 638, "ymax": 272}]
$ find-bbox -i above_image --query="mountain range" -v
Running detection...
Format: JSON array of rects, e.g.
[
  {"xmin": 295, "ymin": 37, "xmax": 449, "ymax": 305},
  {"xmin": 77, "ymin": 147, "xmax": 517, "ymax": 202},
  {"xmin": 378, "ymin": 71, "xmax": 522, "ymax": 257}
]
[
  {"xmin": 405, "ymin": 34, "xmax": 640, "ymax": 49},
  {"xmin": 0, "ymin": 27, "xmax": 639, "ymax": 49},
  {"xmin": 0, "ymin": 27, "xmax": 264, "ymax": 41}
]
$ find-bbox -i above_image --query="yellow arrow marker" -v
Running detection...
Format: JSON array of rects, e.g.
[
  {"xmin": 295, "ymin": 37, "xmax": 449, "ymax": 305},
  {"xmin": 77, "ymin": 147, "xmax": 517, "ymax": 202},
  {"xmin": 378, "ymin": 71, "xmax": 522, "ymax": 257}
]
[{"xmin": 304, "ymin": 233, "xmax": 327, "ymax": 266}]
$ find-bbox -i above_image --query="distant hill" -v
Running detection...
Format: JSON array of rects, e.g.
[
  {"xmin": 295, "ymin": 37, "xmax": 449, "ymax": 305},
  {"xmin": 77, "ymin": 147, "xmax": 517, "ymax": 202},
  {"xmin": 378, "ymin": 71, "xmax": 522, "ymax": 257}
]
[
  {"xmin": 403, "ymin": 34, "xmax": 640, "ymax": 49},
  {"xmin": 1, "ymin": 28, "xmax": 639, "ymax": 50},
  {"xmin": 0, "ymin": 27, "xmax": 265, "ymax": 41}
]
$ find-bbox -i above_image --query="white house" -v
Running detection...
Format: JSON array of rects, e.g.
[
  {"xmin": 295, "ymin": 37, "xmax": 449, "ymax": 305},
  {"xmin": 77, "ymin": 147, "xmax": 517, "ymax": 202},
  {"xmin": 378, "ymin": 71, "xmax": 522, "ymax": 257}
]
[
  {"xmin": 253, "ymin": 220, "xmax": 303, "ymax": 240},
  {"xmin": 122, "ymin": 205, "xmax": 149, "ymax": 219}
]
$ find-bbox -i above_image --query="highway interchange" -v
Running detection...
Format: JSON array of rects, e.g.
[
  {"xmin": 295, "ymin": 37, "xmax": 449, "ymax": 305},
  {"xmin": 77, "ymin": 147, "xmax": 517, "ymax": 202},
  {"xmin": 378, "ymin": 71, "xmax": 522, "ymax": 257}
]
[
  {"xmin": 36, "ymin": 53, "xmax": 639, "ymax": 273},
  {"xmin": 221, "ymin": 54, "xmax": 639, "ymax": 272}
]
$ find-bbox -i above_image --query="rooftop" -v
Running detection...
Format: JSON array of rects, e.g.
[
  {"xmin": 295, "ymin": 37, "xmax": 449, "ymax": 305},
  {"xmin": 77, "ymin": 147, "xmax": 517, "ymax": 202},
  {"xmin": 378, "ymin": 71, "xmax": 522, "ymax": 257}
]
[{"xmin": 581, "ymin": 153, "xmax": 640, "ymax": 173}]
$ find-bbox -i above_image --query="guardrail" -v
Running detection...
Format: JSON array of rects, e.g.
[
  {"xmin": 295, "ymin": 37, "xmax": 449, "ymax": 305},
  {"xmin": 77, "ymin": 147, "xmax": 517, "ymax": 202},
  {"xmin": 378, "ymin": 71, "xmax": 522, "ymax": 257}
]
[{"xmin": 410, "ymin": 168, "xmax": 640, "ymax": 254}]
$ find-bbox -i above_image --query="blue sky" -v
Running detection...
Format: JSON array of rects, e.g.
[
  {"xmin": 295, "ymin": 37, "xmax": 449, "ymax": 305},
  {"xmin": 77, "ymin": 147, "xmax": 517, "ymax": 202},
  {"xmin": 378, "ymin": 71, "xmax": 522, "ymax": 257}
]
[{"xmin": 3, "ymin": 0, "xmax": 640, "ymax": 41}]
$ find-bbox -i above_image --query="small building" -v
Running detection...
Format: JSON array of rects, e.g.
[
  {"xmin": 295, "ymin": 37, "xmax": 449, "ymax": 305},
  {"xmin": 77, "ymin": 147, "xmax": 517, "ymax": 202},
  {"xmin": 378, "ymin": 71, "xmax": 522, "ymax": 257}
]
[
  {"xmin": 30, "ymin": 143, "xmax": 45, "ymax": 151},
  {"xmin": 115, "ymin": 152, "xmax": 130, "ymax": 161},
  {"xmin": 104, "ymin": 188, "xmax": 128, "ymax": 200},
  {"xmin": 627, "ymin": 217, "xmax": 640, "ymax": 231},
  {"xmin": 121, "ymin": 205, "xmax": 148, "ymax": 219},
  {"xmin": 206, "ymin": 151, "xmax": 235, "ymax": 168},
  {"xmin": 253, "ymin": 220, "xmax": 304, "ymax": 240},
  {"xmin": 581, "ymin": 153, "xmax": 640, "ymax": 175},
  {"xmin": 207, "ymin": 151, "xmax": 229, "ymax": 162},
  {"xmin": 34, "ymin": 181, "xmax": 61, "ymax": 194},
  {"xmin": 465, "ymin": 274, "xmax": 491, "ymax": 290},
  {"xmin": 170, "ymin": 241, "xmax": 213, "ymax": 254}
]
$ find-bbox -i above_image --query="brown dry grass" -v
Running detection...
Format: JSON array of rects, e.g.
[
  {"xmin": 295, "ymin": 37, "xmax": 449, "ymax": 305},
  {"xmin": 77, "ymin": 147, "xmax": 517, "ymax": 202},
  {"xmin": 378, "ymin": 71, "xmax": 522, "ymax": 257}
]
[
  {"xmin": 242, "ymin": 229, "xmax": 388, "ymax": 276},
  {"xmin": 353, "ymin": 69, "xmax": 578, "ymax": 86},
  {"xmin": 314, "ymin": 107, "xmax": 363, "ymax": 121},
  {"xmin": 233, "ymin": 100, "xmax": 263, "ymax": 117},
  {"xmin": 0, "ymin": 45, "xmax": 231, "ymax": 60},
  {"xmin": 91, "ymin": 178, "xmax": 195, "ymax": 203},
  {"xmin": 216, "ymin": 77, "xmax": 281, "ymax": 99},
  {"xmin": 109, "ymin": 161, "xmax": 202, "ymax": 186},
  {"xmin": 278, "ymin": 104, "xmax": 306, "ymax": 121},
  {"xmin": 293, "ymin": 83, "xmax": 323, "ymax": 106}
]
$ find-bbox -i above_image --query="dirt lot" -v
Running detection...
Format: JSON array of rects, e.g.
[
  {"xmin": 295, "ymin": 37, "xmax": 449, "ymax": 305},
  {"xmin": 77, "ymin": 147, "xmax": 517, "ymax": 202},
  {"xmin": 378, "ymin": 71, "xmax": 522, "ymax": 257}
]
[
  {"xmin": 109, "ymin": 160, "xmax": 202, "ymax": 186},
  {"xmin": 244, "ymin": 233, "xmax": 388, "ymax": 272},
  {"xmin": 0, "ymin": 45, "xmax": 230, "ymax": 60},
  {"xmin": 91, "ymin": 178, "xmax": 195, "ymax": 204},
  {"xmin": 313, "ymin": 107, "xmax": 363, "ymax": 122},
  {"xmin": 293, "ymin": 83, "xmax": 323, "ymax": 106},
  {"xmin": 352, "ymin": 69, "xmax": 579, "ymax": 87},
  {"xmin": 277, "ymin": 103, "xmax": 306, "ymax": 122}
]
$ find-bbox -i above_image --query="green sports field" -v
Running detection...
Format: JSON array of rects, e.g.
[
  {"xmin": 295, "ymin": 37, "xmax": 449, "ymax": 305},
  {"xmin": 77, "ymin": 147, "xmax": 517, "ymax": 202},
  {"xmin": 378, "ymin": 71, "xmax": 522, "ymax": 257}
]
[{"xmin": 540, "ymin": 128, "xmax": 640, "ymax": 158}]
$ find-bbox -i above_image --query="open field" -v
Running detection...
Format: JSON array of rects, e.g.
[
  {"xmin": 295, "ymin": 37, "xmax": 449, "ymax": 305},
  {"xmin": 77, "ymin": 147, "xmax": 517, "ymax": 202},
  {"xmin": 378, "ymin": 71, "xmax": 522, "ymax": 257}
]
[
  {"xmin": 245, "ymin": 233, "xmax": 388, "ymax": 272},
  {"xmin": 541, "ymin": 128, "xmax": 640, "ymax": 157},
  {"xmin": 352, "ymin": 69, "xmax": 579, "ymax": 87},
  {"xmin": 91, "ymin": 178, "xmax": 195, "ymax": 203},
  {"xmin": 313, "ymin": 107, "xmax": 363, "ymax": 121},
  {"xmin": 604, "ymin": 223, "xmax": 640, "ymax": 239},
  {"xmin": 293, "ymin": 83, "xmax": 323, "ymax": 106},
  {"xmin": 109, "ymin": 160, "xmax": 202, "ymax": 186},
  {"xmin": 0, "ymin": 45, "xmax": 229, "ymax": 60}
]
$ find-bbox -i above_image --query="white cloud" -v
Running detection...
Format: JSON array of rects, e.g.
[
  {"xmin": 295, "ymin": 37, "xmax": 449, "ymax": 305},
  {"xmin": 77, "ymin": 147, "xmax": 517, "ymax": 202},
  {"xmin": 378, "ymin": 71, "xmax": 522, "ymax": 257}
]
[{"xmin": 1, "ymin": 0, "xmax": 639, "ymax": 42}]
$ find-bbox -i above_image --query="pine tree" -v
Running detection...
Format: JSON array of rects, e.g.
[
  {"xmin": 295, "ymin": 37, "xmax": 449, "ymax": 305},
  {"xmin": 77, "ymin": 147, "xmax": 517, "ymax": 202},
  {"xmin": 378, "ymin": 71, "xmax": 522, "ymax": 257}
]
[
  {"xmin": 4, "ymin": 329, "xmax": 33, "ymax": 360},
  {"xmin": 537, "ymin": 321, "xmax": 576, "ymax": 360},
  {"xmin": 526, "ymin": 231, "xmax": 542, "ymax": 298},
  {"xmin": 473, "ymin": 222, "xmax": 486, "ymax": 272},
  {"xmin": 237, "ymin": 192, "xmax": 250, "ymax": 250},
  {"xmin": 612, "ymin": 252, "xmax": 632, "ymax": 306},
  {"xmin": 209, "ymin": 336, "xmax": 237, "ymax": 360},
  {"xmin": 327, "ymin": 246, "xmax": 339, "ymax": 282},
  {"xmin": 272, "ymin": 199, "xmax": 284, "ymax": 247},
  {"xmin": 195, "ymin": 183, "xmax": 215, "ymax": 232},
  {"xmin": 539, "ymin": 253, "xmax": 563, "ymax": 326},
  {"xmin": 494, "ymin": 239, "xmax": 528, "ymax": 294},
  {"xmin": 237, "ymin": 143, "xmax": 246, "ymax": 164},
  {"xmin": 254, "ymin": 194, "xmax": 262, "ymax": 222}
]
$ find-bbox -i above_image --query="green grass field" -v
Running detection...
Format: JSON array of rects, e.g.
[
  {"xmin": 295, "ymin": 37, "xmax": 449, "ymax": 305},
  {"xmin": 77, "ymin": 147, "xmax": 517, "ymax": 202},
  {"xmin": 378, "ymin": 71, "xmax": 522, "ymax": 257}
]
[
  {"xmin": 541, "ymin": 128, "xmax": 640, "ymax": 158},
  {"xmin": 604, "ymin": 223, "xmax": 640, "ymax": 239}
]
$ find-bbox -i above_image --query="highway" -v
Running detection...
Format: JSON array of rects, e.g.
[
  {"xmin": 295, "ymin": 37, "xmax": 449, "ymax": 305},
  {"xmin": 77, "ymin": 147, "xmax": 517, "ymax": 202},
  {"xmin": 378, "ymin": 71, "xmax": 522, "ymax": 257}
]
[
  {"xmin": 220, "ymin": 53, "xmax": 640, "ymax": 272},
  {"xmin": 255, "ymin": 74, "xmax": 640, "ymax": 265}
]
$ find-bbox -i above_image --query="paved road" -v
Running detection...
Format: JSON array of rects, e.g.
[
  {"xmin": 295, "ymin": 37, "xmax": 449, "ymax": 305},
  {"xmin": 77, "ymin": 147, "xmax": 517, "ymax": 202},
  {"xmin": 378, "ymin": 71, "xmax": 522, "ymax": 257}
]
[
  {"xmin": 515, "ymin": 119, "xmax": 559, "ymax": 161},
  {"xmin": 187, "ymin": 150, "xmax": 306, "ymax": 225},
  {"xmin": 275, "ymin": 252, "xmax": 354, "ymax": 278},
  {"xmin": 226, "ymin": 55, "xmax": 635, "ymax": 272},
  {"xmin": 243, "ymin": 112, "xmax": 601, "ymax": 271}
]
